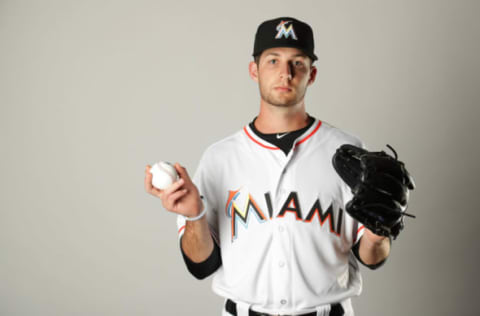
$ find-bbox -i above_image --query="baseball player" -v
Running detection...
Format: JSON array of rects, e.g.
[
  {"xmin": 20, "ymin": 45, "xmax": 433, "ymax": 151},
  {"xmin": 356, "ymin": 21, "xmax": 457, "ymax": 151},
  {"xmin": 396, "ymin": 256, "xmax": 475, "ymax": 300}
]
[{"xmin": 145, "ymin": 17, "xmax": 414, "ymax": 316}]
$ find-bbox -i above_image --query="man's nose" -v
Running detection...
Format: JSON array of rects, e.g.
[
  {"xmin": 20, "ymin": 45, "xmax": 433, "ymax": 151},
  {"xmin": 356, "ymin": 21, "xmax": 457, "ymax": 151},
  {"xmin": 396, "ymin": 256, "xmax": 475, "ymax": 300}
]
[{"xmin": 279, "ymin": 62, "xmax": 293, "ymax": 80}]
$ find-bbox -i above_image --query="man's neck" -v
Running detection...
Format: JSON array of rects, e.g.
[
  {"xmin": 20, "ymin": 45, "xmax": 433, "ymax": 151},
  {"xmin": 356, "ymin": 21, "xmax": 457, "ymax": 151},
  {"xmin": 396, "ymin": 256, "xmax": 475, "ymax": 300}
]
[{"xmin": 254, "ymin": 100, "xmax": 309, "ymax": 134}]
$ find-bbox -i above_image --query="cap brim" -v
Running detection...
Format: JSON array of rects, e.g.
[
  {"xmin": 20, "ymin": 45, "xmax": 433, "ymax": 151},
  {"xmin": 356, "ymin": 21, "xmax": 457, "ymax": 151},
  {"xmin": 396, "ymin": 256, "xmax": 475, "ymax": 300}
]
[{"xmin": 253, "ymin": 46, "xmax": 317, "ymax": 62}]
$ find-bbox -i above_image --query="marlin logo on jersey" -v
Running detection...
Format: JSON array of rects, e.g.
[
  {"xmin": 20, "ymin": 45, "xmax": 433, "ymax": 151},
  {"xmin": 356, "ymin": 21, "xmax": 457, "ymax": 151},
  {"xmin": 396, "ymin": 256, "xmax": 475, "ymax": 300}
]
[
  {"xmin": 275, "ymin": 20, "xmax": 298, "ymax": 40},
  {"xmin": 225, "ymin": 189, "xmax": 343, "ymax": 241},
  {"xmin": 226, "ymin": 189, "xmax": 268, "ymax": 241}
]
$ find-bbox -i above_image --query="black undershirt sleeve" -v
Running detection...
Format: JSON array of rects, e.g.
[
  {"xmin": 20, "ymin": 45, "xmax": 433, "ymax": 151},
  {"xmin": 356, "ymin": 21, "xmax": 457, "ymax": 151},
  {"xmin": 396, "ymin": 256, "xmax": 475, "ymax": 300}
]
[
  {"xmin": 351, "ymin": 236, "xmax": 390, "ymax": 270},
  {"xmin": 180, "ymin": 236, "xmax": 222, "ymax": 280}
]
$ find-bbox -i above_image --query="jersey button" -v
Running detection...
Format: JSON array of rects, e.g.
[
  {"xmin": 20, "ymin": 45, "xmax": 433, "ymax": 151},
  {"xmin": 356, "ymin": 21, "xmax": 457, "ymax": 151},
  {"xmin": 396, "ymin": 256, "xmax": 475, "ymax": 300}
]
[
  {"xmin": 278, "ymin": 261, "xmax": 285, "ymax": 268},
  {"xmin": 280, "ymin": 299, "xmax": 287, "ymax": 305},
  {"xmin": 278, "ymin": 225, "xmax": 284, "ymax": 232}
]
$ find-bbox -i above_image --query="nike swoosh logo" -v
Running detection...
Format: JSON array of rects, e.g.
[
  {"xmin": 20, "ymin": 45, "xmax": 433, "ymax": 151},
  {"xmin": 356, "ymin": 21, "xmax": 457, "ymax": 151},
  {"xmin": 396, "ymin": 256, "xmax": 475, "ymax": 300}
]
[{"xmin": 276, "ymin": 133, "xmax": 290, "ymax": 139}]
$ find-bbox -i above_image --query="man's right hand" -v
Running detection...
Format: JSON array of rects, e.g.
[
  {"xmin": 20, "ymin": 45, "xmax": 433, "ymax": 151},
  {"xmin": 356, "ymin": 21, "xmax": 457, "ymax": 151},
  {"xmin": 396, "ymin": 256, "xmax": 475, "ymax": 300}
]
[{"xmin": 144, "ymin": 163, "xmax": 204, "ymax": 218}]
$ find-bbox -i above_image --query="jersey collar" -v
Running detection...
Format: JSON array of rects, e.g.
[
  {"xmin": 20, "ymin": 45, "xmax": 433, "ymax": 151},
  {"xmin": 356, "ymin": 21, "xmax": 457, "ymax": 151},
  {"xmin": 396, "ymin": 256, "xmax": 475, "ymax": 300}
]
[{"xmin": 243, "ymin": 118, "xmax": 322, "ymax": 150}]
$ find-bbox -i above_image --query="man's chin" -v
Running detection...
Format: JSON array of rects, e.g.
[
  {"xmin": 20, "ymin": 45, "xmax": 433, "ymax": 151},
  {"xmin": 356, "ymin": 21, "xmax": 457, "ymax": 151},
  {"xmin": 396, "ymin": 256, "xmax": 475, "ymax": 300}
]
[
  {"xmin": 263, "ymin": 96, "xmax": 297, "ymax": 107},
  {"xmin": 260, "ymin": 91, "xmax": 304, "ymax": 108},
  {"xmin": 269, "ymin": 98, "xmax": 299, "ymax": 107}
]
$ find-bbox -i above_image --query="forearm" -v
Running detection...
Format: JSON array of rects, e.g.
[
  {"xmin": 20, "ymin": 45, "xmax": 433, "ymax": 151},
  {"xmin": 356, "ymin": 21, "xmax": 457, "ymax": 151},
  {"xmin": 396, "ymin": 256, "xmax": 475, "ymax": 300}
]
[
  {"xmin": 145, "ymin": 162, "xmax": 216, "ymax": 263},
  {"xmin": 181, "ymin": 216, "xmax": 215, "ymax": 263},
  {"xmin": 358, "ymin": 230, "xmax": 391, "ymax": 265}
]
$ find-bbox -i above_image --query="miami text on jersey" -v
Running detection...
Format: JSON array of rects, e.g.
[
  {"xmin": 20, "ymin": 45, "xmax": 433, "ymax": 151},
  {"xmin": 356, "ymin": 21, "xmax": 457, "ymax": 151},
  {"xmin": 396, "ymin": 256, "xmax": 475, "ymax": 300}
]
[{"xmin": 226, "ymin": 189, "xmax": 343, "ymax": 241}]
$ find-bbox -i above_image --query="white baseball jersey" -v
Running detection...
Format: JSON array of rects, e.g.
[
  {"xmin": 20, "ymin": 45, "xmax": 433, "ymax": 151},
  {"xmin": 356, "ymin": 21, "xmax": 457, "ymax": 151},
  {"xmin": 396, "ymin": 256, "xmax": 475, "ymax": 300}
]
[{"xmin": 177, "ymin": 118, "xmax": 366, "ymax": 315}]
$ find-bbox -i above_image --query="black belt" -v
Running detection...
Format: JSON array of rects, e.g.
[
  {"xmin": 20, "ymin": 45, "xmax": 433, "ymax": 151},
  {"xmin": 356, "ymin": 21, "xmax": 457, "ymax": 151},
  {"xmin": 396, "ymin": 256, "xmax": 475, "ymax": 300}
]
[{"xmin": 225, "ymin": 299, "xmax": 344, "ymax": 316}]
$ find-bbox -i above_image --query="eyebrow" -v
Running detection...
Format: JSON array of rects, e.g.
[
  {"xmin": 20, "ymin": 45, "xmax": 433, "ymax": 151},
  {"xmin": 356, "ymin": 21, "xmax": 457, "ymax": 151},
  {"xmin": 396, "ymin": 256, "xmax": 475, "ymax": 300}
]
[{"xmin": 264, "ymin": 52, "xmax": 307, "ymax": 58}]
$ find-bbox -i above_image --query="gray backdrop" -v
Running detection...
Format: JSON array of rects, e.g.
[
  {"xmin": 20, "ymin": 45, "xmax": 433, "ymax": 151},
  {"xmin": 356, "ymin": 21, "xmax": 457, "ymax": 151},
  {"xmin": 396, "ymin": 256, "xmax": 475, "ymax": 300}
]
[{"xmin": 1, "ymin": 0, "xmax": 479, "ymax": 315}]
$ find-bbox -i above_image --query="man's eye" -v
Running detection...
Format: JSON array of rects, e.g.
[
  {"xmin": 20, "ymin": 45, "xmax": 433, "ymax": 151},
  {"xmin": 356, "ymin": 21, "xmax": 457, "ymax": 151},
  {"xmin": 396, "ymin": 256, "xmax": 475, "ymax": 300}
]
[
  {"xmin": 294, "ymin": 61, "xmax": 304, "ymax": 67},
  {"xmin": 269, "ymin": 59, "xmax": 277, "ymax": 64}
]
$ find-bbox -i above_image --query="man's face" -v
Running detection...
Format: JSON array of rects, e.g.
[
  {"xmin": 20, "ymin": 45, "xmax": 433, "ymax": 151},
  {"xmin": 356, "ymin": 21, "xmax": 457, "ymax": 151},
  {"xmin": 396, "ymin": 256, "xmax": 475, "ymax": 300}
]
[{"xmin": 249, "ymin": 47, "xmax": 317, "ymax": 108}]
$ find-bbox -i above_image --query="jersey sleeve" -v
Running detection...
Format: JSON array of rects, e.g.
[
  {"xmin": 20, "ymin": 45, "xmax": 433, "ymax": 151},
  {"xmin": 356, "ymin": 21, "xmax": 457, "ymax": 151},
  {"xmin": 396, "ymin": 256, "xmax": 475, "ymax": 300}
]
[{"xmin": 176, "ymin": 147, "xmax": 220, "ymax": 244}]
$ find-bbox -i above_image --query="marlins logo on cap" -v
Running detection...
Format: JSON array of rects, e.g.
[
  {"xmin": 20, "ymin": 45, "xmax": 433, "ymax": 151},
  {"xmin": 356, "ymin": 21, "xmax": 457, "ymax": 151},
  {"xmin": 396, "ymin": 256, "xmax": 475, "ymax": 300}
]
[{"xmin": 275, "ymin": 20, "xmax": 298, "ymax": 40}]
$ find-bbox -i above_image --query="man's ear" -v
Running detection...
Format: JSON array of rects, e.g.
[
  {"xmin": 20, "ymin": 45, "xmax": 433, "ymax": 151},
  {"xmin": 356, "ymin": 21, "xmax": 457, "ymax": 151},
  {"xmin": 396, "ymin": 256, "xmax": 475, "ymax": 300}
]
[
  {"xmin": 307, "ymin": 65, "xmax": 317, "ymax": 86},
  {"xmin": 249, "ymin": 61, "xmax": 259, "ymax": 82}
]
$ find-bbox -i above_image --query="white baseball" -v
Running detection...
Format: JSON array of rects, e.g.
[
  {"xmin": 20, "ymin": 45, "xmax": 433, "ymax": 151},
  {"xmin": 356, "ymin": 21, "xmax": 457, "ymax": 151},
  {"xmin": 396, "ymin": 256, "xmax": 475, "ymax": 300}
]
[{"xmin": 149, "ymin": 161, "xmax": 178, "ymax": 190}]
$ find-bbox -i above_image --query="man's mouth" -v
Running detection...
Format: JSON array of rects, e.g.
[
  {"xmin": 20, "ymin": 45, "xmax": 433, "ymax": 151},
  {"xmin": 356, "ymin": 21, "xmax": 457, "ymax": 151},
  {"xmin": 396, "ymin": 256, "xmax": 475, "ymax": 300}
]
[{"xmin": 274, "ymin": 86, "xmax": 292, "ymax": 92}]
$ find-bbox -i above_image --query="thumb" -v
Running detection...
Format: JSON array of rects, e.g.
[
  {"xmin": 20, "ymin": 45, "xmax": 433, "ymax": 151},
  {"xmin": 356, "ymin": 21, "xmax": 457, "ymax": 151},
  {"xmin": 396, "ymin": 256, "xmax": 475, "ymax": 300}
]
[{"xmin": 174, "ymin": 163, "xmax": 190, "ymax": 181}]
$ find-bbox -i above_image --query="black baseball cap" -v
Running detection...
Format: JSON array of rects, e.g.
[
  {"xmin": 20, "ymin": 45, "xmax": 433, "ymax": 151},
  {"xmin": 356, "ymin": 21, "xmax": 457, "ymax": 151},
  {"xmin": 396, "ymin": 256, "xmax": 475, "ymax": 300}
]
[{"xmin": 252, "ymin": 17, "xmax": 318, "ymax": 61}]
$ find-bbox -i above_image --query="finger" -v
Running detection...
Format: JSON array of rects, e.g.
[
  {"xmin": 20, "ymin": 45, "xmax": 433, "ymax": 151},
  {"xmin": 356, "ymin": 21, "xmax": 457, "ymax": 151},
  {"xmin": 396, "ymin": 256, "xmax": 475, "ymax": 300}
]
[
  {"xmin": 144, "ymin": 166, "xmax": 154, "ymax": 192},
  {"xmin": 175, "ymin": 163, "xmax": 191, "ymax": 182},
  {"xmin": 145, "ymin": 165, "xmax": 153, "ymax": 176},
  {"xmin": 150, "ymin": 186, "xmax": 163, "ymax": 197},
  {"xmin": 167, "ymin": 189, "xmax": 189, "ymax": 208},
  {"xmin": 146, "ymin": 182, "xmax": 164, "ymax": 198},
  {"xmin": 163, "ymin": 178, "xmax": 185, "ymax": 196},
  {"xmin": 145, "ymin": 165, "xmax": 165, "ymax": 197}
]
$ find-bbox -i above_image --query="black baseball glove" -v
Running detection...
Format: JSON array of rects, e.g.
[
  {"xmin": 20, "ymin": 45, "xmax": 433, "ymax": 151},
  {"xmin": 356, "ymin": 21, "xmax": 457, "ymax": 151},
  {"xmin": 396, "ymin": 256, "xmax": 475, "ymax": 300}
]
[{"xmin": 332, "ymin": 144, "xmax": 415, "ymax": 239}]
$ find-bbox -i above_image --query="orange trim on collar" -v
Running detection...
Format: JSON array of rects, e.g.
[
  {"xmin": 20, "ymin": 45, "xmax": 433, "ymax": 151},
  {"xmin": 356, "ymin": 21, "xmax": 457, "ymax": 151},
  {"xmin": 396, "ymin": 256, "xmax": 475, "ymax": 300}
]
[
  {"xmin": 295, "ymin": 120, "xmax": 322, "ymax": 147},
  {"xmin": 243, "ymin": 126, "xmax": 280, "ymax": 150}
]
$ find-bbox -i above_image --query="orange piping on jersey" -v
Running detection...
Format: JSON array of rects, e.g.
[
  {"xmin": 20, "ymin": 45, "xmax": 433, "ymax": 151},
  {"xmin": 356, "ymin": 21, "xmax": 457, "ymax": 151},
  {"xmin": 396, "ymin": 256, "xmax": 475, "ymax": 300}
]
[
  {"xmin": 353, "ymin": 225, "xmax": 365, "ymax": 243},
  {"xmin": 357, "ymin": 225, "xmax": 365, "ymax": 234},
  {"xmin": 295, "ymin": 120, "xmax": 322, "ymax": 148},
  {"xmin": 178, "ymin": 225, "xmax": 185, "ymax": 234},
  {"xmin": 243, "ymin": 126, "xmax": 280, "ymax": 150}
]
